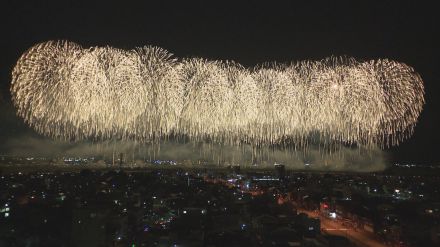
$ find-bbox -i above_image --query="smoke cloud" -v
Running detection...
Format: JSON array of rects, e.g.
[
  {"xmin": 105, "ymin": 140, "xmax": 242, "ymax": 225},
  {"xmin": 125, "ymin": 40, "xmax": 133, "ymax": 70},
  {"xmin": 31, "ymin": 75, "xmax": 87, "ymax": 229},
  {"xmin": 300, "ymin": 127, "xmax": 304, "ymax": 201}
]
[{"xmin": 0, "ymin": 134, "xmax": 389, "ymax": 172}]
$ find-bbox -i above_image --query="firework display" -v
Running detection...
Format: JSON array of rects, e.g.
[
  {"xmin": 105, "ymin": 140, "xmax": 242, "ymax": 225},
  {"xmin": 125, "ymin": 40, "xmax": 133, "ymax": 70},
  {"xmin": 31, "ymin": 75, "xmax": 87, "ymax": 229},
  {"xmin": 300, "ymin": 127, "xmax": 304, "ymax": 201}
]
[{"xmin": 11, "ymin": 41, "xmax": 424, "ymax": 148}]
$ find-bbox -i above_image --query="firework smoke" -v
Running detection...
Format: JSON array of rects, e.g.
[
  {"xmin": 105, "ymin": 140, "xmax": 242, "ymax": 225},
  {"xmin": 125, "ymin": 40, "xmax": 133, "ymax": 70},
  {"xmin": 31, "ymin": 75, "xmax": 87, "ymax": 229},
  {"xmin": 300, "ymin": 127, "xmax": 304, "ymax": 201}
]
[{"xmin": 11, "ymin": 41, "xmax": 424, "ymax": 149}]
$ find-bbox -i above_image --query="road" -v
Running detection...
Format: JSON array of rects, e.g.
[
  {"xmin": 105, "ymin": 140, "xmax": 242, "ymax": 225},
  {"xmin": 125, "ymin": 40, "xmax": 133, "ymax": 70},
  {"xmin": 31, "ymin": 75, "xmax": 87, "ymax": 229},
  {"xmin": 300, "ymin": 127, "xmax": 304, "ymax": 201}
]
[{"xmin": 298, "ymin": 209, "xmax": 387, "ymax": 247}]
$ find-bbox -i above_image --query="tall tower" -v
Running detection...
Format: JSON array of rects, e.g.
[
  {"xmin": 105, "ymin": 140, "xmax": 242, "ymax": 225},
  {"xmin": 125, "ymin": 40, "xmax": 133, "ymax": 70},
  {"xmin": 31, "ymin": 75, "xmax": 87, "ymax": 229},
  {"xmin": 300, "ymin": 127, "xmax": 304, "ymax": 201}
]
[
  {"xmin": 274, "ymin": 164, "xmax": 285, "ymax": 180},
  {"xmin": 119, "ymin": 152, "xmax": 123, "ymax": 169}
]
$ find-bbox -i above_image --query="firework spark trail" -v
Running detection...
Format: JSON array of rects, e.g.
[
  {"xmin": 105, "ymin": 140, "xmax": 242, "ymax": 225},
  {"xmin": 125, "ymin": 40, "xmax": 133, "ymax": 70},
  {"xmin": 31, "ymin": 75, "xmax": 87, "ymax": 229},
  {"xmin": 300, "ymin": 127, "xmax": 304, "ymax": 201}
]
[{"xmin": 10, "ymin": 41, "xmax": 425, "ymax": 148}]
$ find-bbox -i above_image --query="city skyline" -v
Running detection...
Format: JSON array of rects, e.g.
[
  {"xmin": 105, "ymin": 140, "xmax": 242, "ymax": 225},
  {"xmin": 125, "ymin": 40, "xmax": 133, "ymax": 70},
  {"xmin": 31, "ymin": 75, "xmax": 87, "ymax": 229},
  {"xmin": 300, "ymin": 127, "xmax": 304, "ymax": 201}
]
[{"xmin": 1, "ymin": 2, "xmax": 439, "ymax": 246}]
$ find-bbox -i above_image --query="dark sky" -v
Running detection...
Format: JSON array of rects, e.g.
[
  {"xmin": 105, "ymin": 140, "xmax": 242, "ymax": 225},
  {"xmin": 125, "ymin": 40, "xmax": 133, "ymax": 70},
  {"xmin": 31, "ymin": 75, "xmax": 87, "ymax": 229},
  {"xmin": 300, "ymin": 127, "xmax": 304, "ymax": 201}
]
[{"xmin": 0, "ymin": 1, "xmax": 439, "ymax": 164}]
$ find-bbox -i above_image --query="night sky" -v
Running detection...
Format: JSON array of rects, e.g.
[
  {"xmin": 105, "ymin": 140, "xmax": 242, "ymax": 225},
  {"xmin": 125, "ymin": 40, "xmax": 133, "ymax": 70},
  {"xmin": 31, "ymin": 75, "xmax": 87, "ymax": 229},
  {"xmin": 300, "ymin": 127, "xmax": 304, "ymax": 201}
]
[{"xmin": 0, "ymin": 1, "xmax": 439, "ymax": 164}]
